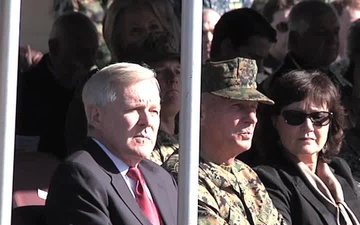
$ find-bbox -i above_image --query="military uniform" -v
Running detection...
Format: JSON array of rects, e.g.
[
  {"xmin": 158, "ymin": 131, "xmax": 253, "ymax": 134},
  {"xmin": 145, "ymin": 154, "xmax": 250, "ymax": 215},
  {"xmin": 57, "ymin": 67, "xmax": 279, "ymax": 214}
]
[
  {"xmin": 163, "ymin": 152, "xmax": 285, "ymax": 225},
  {"xmin": 149, "ymin": 130, "xmax": 179, "ymax": 165},
  {"xmin": 163, "ymin": 58, "xmax": 285, "ymax": 225},
  {"xmin": 53, "ymin": 0, "xmax": 112, "ymax": 67}
]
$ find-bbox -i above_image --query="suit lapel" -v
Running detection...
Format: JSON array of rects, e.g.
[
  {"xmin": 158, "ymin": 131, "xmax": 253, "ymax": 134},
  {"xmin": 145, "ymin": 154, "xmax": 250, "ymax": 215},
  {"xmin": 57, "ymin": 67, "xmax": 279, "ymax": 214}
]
[
  {"xmin": 83, "ymin": 138, "xmax": 152, "ymax": 225},
  {"xmin": 109, "ymin": 172, "xmax": 153, "ymax": 225},
  {"xmin": 140, "ymin": 161, "xmax": 174, "ymax": 225},
  {"xmin": 291, "ymin": 169, "xmax": 337, "ymax": 225}
]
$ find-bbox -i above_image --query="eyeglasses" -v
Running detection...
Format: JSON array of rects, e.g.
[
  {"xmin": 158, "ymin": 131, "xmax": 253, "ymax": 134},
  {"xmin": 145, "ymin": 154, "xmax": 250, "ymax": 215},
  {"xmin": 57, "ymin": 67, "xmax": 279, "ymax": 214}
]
[{"xmin": 281, "ymin": 110, "xmax": 333, "ymax": 126}]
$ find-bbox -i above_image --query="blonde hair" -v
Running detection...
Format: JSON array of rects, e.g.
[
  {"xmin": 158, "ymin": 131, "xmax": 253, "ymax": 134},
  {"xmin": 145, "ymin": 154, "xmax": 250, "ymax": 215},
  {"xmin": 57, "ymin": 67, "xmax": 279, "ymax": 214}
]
[{"xmin": 103, "ymin": 0, "xmax": 180, "ymax": 61}]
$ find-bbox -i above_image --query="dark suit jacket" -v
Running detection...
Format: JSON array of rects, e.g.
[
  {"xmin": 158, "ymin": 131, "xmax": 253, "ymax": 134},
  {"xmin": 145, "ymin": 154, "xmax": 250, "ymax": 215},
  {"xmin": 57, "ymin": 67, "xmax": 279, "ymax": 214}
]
[
  {"xmin": 260, "ymin": 52, "xmax": 352, "ymax": 97},
  {"xmin": 254, "ymin": 156, "xmax": 360, "ymax": 225},
  {"xmin": 45, "ymin": 138, "xmax": 178, "ymax": 225},
  {"xmin": 16, "ymin": 54, "xmax": 74, "ymax": 159}
]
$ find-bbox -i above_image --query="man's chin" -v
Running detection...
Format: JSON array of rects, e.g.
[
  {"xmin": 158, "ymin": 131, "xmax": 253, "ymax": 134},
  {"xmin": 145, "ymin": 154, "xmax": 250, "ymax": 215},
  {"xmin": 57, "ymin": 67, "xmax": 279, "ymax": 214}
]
[{"xmin": 235, "ymin": 140, "xmax": 252, "ymax": 152}]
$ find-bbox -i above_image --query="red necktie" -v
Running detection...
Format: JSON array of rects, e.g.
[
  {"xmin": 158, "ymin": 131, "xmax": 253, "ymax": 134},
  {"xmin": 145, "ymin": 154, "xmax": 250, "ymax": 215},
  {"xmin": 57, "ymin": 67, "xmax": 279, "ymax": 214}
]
[{"xmin": 127, "ymin": 167, "xmax": 161, "ymax": 225}]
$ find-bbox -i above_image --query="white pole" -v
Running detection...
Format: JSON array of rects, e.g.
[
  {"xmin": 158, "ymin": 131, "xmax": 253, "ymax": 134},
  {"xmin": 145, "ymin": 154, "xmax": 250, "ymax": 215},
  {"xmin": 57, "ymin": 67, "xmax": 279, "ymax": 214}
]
[
  {"xmin": 0, "ymin": 0, "xmax": 21, "ymax": 224},
  {"xmin": 178, "ymin": 0, "xmax": 202, "ymax": 224}
]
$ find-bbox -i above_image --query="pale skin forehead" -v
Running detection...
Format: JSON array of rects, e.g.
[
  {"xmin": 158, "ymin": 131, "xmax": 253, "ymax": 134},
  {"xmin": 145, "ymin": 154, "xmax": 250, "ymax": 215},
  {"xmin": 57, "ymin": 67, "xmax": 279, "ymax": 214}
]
[
  {"xmin": 203, "ymin": 9, "xmax": 221, "ymax": 29},
  {"xmin": 203, "ymin": 93, "xmax": 258, "ymax": 109},
  {"xmin": 121, "ymin": 78, "xmax": 161, "ymax": 106}
]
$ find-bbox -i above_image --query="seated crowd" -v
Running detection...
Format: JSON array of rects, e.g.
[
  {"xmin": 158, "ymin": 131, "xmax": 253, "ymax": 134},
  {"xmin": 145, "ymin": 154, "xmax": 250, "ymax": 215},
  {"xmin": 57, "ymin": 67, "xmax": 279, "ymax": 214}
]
[{"xmin": 13, "ymin": 0, "xmax": 360, "ymax": 224}]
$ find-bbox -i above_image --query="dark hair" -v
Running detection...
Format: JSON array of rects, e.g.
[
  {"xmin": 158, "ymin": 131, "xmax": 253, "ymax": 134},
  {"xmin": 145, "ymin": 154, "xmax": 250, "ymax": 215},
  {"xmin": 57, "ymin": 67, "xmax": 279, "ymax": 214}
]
[
  {"xmin": 210, "ymin": 8, "xmax": 276, "ymax": 60},
  {"xmin": 256, "ymin": 70, "xmax": 345, "ymax": 163},
  {"xmin": 288, "ymin": 0, "xmax": 337, "ymax": 34},
  {"xmin": 347, "ymin": 19, "xmax": 360, "ymax": 62},
  {"xmin": 262, "ymin": 0, "xmax": 296, "ymax": 23}
]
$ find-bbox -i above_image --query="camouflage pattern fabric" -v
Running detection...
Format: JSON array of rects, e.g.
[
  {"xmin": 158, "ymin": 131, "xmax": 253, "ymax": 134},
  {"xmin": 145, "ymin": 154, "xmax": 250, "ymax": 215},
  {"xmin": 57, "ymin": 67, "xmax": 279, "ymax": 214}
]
[
  {"xmin": 163, "ymin": 156, "xmax": 286, "ymax": 225},
  {"xmin": 149, "ymin": 130, "xmax": 179, "ymax": 165},
  {"xmin": 162, "ymin": 149, "xmax": 180, "ymax": 180},
  {"xmin": 53, "ymin": 0, "xmax": 112, "ymax": 67},
  {"xmin": 202, "ymin": 57, "xmax": 274, "ymax": 104}
]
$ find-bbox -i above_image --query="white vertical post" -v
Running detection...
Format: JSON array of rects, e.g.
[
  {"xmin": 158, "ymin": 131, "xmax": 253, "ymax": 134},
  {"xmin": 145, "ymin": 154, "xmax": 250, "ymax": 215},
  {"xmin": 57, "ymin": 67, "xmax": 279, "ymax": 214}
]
[
  {"xmin": 178, "ymin": 0, "xmax": 202, "ymax": 224},
  {"xmin": 0, "ymin": 0, "xmax": 21, "ymax": 224}
]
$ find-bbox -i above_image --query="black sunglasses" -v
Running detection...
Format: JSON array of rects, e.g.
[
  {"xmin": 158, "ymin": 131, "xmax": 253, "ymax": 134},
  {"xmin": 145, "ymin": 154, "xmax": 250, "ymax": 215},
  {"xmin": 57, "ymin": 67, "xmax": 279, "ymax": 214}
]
[{"xmin": 281, "ymin": 110, "xmax": 333, "ymax": 126}]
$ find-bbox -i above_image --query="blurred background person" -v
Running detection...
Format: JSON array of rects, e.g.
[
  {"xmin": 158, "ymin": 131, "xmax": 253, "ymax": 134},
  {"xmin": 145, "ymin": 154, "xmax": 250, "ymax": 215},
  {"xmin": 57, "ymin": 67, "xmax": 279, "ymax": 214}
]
[
  {"xmin": 202, "ymin": 8, "xmax": 221, "ymax": 63},
  {"xmin": 18, "ymin": 45, "xmax": 44, "ymax": 73},
  {"xmin": 53, "ymin": 0, "xmax": 112, "ymax": 67},
  {"xmin": 262, "ymin": 0, "xmax": 296, "ymax": 74},
  {"xmin": 332, "ymin": 0, "xmax": 360, "ymax": 59},
  {"xmin": 210, "ymin": 8, "xmax": 276, "ymax": 83},
  {"xmin": 261, "ymin": 1, "xmax": 352, "ymax": 99},
  {"xmin": 15, "ymin": 12, "xmax": 99, "ymax": 159},
  {"xmin": 253, "ymin": 70, "xmax": 360, "ymax": 225},
  {"xmin": 103, "ymin": 0, "xmax": 180, "ymax": 63},
  {"xmin": 136, "ymin": 33, "xmax": 181, "ymax": 164},
  {"xmin": 338, "ymin": 19, "xmax": 360, "ymax": 183}
]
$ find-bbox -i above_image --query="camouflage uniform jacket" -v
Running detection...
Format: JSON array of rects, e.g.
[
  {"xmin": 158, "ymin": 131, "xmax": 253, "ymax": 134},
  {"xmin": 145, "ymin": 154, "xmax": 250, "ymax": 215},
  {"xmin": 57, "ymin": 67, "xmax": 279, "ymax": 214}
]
[
  {"xmin": 53, "ymin": 0, "xmax": 112, "ymax": 67},
  {"xmin": 163, "ymin": 155, "xmax": 285, "ymax": 225},
  {"xmin": 148, "ymin": 129, "xmax": 179, "ymax": 165}
]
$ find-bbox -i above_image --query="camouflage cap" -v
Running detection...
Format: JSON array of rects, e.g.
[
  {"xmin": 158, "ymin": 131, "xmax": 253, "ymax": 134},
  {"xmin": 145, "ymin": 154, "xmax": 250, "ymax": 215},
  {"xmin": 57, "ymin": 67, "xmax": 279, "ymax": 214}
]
[{"xmin": 202, "ymin": 57, "xmax": 274, "ymax": 104}]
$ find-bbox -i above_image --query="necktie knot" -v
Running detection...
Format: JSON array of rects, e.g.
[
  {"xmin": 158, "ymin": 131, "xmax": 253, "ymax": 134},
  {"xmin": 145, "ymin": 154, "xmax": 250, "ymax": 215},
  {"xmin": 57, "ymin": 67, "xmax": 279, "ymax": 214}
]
[{"xmin": 127, "ymin": 167, "xmax": 144, "ymax": 183}]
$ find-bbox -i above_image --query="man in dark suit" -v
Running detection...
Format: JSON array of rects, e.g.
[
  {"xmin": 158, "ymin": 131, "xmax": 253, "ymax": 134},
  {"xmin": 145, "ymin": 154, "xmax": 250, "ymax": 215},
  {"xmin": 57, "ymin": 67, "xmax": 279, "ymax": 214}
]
[
  {"xmin": 45, "ymin": 63, "xmax": 178, "ymax": 225},
  {"xmin": 15, "ymin": 12, "xmax": 99, "ymax": 159}
]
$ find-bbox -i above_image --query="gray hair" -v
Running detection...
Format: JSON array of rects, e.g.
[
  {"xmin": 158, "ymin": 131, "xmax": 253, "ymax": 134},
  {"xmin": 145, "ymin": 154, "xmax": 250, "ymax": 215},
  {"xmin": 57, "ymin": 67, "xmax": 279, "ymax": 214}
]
[
  {"xmin": 347, "ymin": 19, "xmax": 360, "ymax": 60},
  {"xmin": 288, "ymin": 0, "xmax": 337, "ymax": 35},
  {"xmin": 82, "ymin": 63, "xmax": 159, "ymax": 125}
]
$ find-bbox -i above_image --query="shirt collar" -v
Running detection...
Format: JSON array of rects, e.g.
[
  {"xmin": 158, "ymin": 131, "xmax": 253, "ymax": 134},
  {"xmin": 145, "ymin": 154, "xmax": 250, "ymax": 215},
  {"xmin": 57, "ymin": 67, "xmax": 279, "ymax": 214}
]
[{"xmin": 92, "ymin": 138, "xmax": 129, "ymax": 177}]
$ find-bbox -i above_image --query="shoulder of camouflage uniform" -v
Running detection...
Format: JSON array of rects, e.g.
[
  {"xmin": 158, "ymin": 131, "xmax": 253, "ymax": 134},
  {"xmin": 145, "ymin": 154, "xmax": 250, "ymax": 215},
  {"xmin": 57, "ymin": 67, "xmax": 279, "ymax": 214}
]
[
  {"xmin": 198, "ymin": 203, "xmax": 228, "ymax": 225},
  {"xmin": 148, "ymin": 149, "xmax": 162, "ymax": 165},
  {"xmin": 162, "ymin": 149, "xmax": 180, "ymax": 180},
  {"xmin": 149, "ymin": 130, "xmax": 179, "ymax": 165},
  {"xmin": 232, "ymin": 159, "xmax": 287, "ymax": 225}
]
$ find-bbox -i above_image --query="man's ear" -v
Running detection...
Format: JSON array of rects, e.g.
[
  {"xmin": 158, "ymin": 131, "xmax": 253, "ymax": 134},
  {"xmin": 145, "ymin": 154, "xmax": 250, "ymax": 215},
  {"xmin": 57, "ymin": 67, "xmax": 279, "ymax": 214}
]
[
  {"xmin": 87, "ymin": 105, "xmax": 102, "ymax": 129},
  {"xmin": 48, "ymin": 38, "xmax": 59, "ymax": 56}
]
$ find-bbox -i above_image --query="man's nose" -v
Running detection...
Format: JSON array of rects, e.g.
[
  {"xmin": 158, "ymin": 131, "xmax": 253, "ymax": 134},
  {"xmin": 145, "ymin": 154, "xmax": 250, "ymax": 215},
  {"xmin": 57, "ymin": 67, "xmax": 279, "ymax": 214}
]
[
  {"xmin": 206, "ymin": 31, "xmax": 213, "ymax": 43},
  {"xmin": 139, "ymin": 111, "xmax": 151, "ymax": 126},
  {"xmin": 242, "ymin": 109, "xmax": 258, "ymax": 124},
  {"xmin": 165, "ymin": 72, "xmax": 180, "ymax": 85}
]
